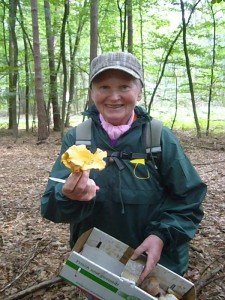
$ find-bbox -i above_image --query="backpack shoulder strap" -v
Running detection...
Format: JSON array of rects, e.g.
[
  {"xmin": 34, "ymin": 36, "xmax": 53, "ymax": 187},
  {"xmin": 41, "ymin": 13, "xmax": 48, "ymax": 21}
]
[
  {"xmin": 144, "ymin": 118, "xmax": 163, "ymax": 155},
  {"xmin": 74, "ymin": 117, "xmax": 162, "ymax": 167},
  {"xmin": 75, "ymin": 118, "xmax": 92, "ymax": 147}
]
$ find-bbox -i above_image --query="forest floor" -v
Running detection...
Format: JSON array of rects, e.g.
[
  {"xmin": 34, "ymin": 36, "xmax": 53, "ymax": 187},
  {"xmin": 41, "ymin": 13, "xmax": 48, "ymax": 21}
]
[{"xmin": 0, "ymin": 128, "xmax": 225, "ymax": 300}]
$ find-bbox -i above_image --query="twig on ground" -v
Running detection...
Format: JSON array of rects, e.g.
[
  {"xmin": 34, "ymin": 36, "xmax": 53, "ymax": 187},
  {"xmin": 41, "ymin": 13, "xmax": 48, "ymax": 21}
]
[
  {"xmin": 3, "ymin": 276, "xmax": 63, "ymax": 300},
  {"xmin": 189, "ymin": 244, "xmax": 203, "ymax": 253},
  {"xmin": 196, "ymin": 264, "xmax": 224, "ymax": 295},
  {"xmin": 0, "ymin": 239, "xmax": 53, "ymax": 293},
  {"xmin": 196, "ymin": 273, "xmax": 225, "ymax": 295},
  {"xmin": 194, "ymin": 159, "xmax": 225, "ymax": 166},
  {"xmin": 199, "ymin": 259, "xmax": 218, "ymax": 277}
]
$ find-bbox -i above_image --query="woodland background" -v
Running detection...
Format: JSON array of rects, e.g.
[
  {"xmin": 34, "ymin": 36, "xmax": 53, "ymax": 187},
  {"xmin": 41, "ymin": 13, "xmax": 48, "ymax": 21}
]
[
  {"xmin": 0, "ymin": 0, "xmax": 225, "ymax": 299},
  {"xmin": 1, "ymin": 0, "xmax": 225, "ymax": 138}
]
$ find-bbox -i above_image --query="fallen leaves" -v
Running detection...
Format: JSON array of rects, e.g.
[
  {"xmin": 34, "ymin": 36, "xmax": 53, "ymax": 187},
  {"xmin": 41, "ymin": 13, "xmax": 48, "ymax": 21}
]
[{"xmin": 0, "ymin": 130, "xmax": 225, "ymax": 299}]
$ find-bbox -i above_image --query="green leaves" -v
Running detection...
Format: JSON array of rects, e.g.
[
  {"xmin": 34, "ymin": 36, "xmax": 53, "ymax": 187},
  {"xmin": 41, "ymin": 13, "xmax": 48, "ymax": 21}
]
[{"xmin": 211, "ymin": 0, "xmax": 225, "ymax": 4}]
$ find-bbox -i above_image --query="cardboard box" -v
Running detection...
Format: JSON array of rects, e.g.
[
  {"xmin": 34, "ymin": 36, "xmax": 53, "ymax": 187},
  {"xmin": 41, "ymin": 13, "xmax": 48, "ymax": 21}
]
[{"xmin": 60, "ymin": 228, "xmax": 195, "ymax": 300}]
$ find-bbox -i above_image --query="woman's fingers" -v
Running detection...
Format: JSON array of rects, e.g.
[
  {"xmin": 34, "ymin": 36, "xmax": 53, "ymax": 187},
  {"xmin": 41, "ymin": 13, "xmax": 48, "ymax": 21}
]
[
  {"xmin": 62, "ymin": 171, "xmax": 98, "ymax": 201},
  {"xmin": 131, "ymin": 235, "xmax": 164, "ymax": 283},
  {"xmin": 62, "ymin": 172, "xmax": 83, "ymax": 193}
]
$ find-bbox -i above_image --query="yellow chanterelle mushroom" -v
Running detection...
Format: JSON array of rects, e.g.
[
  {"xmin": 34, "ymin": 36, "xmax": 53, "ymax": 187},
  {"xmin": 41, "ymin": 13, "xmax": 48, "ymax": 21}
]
[{"xmin": 61, "ymin": 145, "xmax": 107, "ymax": 173}]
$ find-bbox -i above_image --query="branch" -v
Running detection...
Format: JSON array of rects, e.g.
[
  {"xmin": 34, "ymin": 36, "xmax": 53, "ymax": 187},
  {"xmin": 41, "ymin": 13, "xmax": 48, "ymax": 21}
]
[
  {"xmin": 196, "ymin": 257, "xmax": 225, "ymax": 295},
  {"xmin": 196, "ymin": 272, "xmax": 225, "ymax": 295},
  {"xmin": 148, "ymin": 0, "xmax": 202, "ymax": 113},
  {"xmin": 0, "ymin": 239, "xmax": 52, "ymax": 293},
  {"xmin": 194, "ymin": 159, "xmax": 225, "ymax": 166},
  {"xmin": 4, "ymin": 276, "xmax": 63, "ymax": 300},
  {"xmin": 189, "ymin": 244, "xmax": 203, "ymax": 253}
]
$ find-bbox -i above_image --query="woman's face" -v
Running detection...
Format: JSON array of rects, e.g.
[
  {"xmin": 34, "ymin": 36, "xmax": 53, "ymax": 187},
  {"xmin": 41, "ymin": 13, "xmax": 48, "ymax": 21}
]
[{"xmin": 91, "ymin": 69, "xmax": 142, "ymax": 125}]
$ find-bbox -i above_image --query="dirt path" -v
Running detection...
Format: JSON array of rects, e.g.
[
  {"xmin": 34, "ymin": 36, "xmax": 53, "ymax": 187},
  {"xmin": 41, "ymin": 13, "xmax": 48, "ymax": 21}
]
[{"xmin": 0, "ymin": 130, "xmax": 224, "ymax": 299}]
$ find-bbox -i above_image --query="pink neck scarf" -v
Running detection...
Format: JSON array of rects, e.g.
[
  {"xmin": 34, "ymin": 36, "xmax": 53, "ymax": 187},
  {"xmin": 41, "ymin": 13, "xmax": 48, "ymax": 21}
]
[{"xmin": 99, "ymin": 111, "xmax": 134, "ymax": 140}]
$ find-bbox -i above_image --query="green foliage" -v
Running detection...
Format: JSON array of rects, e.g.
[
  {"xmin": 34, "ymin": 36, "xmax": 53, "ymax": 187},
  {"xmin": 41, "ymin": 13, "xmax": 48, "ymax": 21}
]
[
  {"xmin": 0, "ymin": 0, "xmax": 225, "ymax": 132},
  {"xmin": 212, "ymin": 0, "xmax": 225, "ymax": 4}
]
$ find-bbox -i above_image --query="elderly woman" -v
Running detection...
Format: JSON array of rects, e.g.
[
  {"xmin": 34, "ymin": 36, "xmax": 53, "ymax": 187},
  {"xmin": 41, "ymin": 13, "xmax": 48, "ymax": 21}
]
[{"xmin": 41, "ymin": 52, "xmax": 206, "ymax": 298}]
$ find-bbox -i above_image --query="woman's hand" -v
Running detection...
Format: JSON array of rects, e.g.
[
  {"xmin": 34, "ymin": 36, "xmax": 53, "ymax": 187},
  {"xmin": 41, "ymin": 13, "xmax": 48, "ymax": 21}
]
[
  {"xmin": 62, "ymin": 171, "xmax": 99, "ymax": 201},
  {"xmin": 131, "ymin": 235, "xmax": 164, "ymax": 283}
]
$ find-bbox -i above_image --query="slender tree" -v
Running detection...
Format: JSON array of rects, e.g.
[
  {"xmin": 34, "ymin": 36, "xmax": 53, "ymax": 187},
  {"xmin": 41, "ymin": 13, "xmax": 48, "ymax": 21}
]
[
  {"xmin": 2, "ymin": 1, "xmax": 8, "ymax": 67},
  {"xmin": 8, "ymin": 0, "xmax": 19, "ymax": 137},
  {"xmin": 60, "ymin": 0, "xmax": 70, "ymax": 139},
  {"xmin": 65, "ymin": 0, "xmax": 89, "ymax": 126},
  {"xmin": 90, "ymin": 0, "xmax": 98, "ymax": 62},
  {"xmin": 127, "ymin": 0, "xmax": 133, "ymax": 53},
  {"xmin": 18, "ymin": 1, "xmax": 30, "ymax": 132},
  {"xmin": 44, "ymin": 0, "xmax": 61, "ymax": 131},
  {"xmin": 180, "ymin": 0, "xmax": 201, "ymax": 137},
  {"xmin": 30, "ymin": 0, "xmax": 48, "ymax": 141},
  {"xmin": 117, "ymin": 0, "xmax": 126, "ymax": 51},
  {"xmin": 171, "ymin": 65, "xmax": 178, "ymax": 130},
  {"xmin": 88, "ymin": 0, "xmax": 98, "ymax": 108},
  {"xmin": 148, "ymin": 0, "xmax": 202, "ymax": 114},
  {"xmin": 138, "ymin": 0, "xmax": 147, "ymax": 109},
  {"xmin": 206, "ymin": 3, "xmax": 216, "ymax": 136}
]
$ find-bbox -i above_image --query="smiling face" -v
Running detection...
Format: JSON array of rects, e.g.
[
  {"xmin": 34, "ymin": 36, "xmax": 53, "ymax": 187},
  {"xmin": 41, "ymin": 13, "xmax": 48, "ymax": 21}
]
[{"xmin": 90, "ymin": 69, "xmax": 142, "ymax": 125}]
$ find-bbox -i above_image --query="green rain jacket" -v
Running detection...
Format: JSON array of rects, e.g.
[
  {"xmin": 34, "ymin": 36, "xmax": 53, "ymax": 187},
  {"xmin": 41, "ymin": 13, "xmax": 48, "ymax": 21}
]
[{"xmin": 41, "ymin": 105, "xmax": 207, "ymax": 276}]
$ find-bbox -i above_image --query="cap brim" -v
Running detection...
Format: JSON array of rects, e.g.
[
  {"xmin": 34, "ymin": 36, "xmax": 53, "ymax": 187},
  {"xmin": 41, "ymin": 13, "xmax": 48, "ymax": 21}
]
[{"xmin": 90, "ymin": 66, "xmax": 140, "ymax": 83}]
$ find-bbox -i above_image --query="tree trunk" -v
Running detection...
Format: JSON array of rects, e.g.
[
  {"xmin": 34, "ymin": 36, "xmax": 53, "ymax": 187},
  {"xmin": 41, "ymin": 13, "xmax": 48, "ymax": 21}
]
[
  {"xmin": 180, "ymin": 0, "xmax": 201, "ymax": 137},
  {"xmin": 88, "ymin": 0, "xmax": 98, "ymax": 108},
  {"xmin": 117, "ymin": 0, "xmax": 126, "ymax": 51},
  {"xmin": 30, "ymin": 0, "xmax": 48, "ymax": 141},
  {"xmin": 18, "ymin": 1, "xmax": 30, "ymax": 132},
  {"xmin": 206, "ymin": 4, "xmax": 216, "ymax": 136},
  {"xmin": 8, "ymin": 0, "xmax": 19, "ymax": 138},
  {"xmin": 127, "ymin": 0, "xmax": 133, "ymax": 53},
  {"xmin": 138, "ymin": 1, "xmax": 147, "ymax": 110},
  {"xmin": 90, "ymin": 0, "xmax": 98, "ymax": 63},
  {"xmin": 44, "ymin": 0, "xmax": 61, "ymax": 131},
  {"xmin": 148, "ymin": 0, "xmax": 201, "ymax": 114},
  {"xmin": 171, "ymin": 65, "xmax": 178, "ymax": 130},
  {"xmin": 60, "ymin": 0, "xmax": 70, "ymax": 139},
  {"xmin": 65, "ymin": 0, "xmax": 88, "ymax": 126}
]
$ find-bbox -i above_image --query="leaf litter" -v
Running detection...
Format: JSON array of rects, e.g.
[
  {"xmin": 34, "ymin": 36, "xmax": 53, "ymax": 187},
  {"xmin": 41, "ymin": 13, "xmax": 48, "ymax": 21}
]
[{"xmin": 0, "ymin": 129, "xmax": 224, "ymax": 300}]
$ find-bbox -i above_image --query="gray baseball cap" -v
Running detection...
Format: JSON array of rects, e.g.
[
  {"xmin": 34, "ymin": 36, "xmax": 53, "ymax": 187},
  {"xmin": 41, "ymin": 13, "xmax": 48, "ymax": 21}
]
[{"xmin": 90, "ymin": 52, "xmax": 144, "ymax": 86}]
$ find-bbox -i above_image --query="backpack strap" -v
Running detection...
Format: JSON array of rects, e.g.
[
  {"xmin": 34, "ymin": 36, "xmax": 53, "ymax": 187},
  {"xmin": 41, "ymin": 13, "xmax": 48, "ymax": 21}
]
[
  {"xmin": 145, "ymin": 118, "xmax": 162, "ymax": 154},
  {"xmin": 144, "ymin": 118, "xmax": 163, "ymax": 169},
  {"xmin": 75, "ymin": 118, "xmax": 92, "ymax": 147},
  {"xmin": 74, "ymin": 117, "xmax": 162, "ymax": 169}
]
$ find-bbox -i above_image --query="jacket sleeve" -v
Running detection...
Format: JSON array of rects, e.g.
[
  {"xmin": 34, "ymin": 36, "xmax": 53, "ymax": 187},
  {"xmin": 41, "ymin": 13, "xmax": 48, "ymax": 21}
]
[
  {"xmin": 41, "ymin": 128, "xmax": 95, "ymax": 223},
  {"xmin": 144, "ymin": 127, "xmax": 207, "ymax": 247}
]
